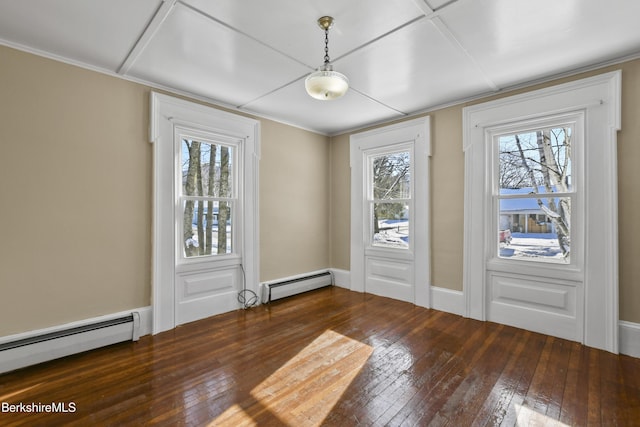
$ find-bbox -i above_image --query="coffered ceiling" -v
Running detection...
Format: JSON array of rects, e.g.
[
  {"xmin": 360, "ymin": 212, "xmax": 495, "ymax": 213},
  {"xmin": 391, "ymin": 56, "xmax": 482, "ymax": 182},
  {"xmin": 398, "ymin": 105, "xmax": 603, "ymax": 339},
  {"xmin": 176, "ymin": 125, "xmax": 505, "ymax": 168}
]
[{"xmin": 1, "ymin": 0, "xmax": 639, "ymax": 135}]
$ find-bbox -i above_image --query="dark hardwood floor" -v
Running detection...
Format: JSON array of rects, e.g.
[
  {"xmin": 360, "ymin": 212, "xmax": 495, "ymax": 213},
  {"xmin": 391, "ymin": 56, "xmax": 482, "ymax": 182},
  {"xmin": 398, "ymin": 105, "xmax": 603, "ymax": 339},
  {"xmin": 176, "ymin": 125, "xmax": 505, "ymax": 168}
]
[{"xmin": 1, "ymin": 286, "xmax": 638, "ymax": 426}]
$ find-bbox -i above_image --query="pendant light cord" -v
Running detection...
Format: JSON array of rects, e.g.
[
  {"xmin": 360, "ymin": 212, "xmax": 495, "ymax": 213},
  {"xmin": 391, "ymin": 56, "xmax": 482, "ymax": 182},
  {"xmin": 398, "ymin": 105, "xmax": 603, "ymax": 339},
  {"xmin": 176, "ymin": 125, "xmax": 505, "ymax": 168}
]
[{"xmin": 324, "ymin": 28, "xmax": 330, "ymax": 65}]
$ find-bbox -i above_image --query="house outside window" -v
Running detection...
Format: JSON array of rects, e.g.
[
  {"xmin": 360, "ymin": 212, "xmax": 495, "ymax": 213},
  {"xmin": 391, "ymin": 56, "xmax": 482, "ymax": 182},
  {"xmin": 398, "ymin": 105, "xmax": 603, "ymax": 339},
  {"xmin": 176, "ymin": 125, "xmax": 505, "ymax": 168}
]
[{"xmin": 495, "ymin": 125, "xmax": 573, "ymax": 264}]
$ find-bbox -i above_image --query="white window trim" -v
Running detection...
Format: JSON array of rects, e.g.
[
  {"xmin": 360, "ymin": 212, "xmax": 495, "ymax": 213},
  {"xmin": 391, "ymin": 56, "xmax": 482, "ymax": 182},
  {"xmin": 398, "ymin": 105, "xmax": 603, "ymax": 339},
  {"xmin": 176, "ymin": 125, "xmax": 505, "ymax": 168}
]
[
  {"xmin": 350, "ymin": 117, "xmax": 431, "ymax": 307},
  {"xmin": 150, "ymin": 92, "xmax": 260, "ymax": 334},
  {"xmin": 462, "ymin": 71, "xmax": 621, "ymax": 353}
]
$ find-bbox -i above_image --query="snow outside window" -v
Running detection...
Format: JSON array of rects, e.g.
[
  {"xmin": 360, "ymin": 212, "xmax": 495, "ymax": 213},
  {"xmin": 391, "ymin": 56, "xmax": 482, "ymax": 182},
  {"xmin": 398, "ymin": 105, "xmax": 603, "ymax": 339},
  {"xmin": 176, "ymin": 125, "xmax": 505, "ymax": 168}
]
[
  {"xmin": 495, "ymin": 124, "xmax": 574, "ymax": 264},
  {"xmin": 368, "ymin": 150, "xmax": 411, "ymax": 249},
  {"xmin": 180, "ymin": 138, "xmax": 236, "ymax": 258}
]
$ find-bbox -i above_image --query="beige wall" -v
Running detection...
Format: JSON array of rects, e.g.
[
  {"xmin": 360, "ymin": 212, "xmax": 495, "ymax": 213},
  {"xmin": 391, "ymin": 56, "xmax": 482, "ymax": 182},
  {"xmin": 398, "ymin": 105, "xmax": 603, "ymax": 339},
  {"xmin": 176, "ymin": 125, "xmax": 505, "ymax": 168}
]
[
  {"xmin": 0, "ymin": 45, "xmax": 331, "ymax": 336},
  {"xmin": 330, "ymin": 58, "xmax": 640, "ymax": 323},
  {"xmin": 328, "ymin": 133, "xmax": 350, "ymax": 271},
  {"xmin": 0, "ymin": 46, "xmax": 151, "ymax": 335},
  {"xmin": 260, "ymin": 120, "xmax": 330, "ymax": 281}
]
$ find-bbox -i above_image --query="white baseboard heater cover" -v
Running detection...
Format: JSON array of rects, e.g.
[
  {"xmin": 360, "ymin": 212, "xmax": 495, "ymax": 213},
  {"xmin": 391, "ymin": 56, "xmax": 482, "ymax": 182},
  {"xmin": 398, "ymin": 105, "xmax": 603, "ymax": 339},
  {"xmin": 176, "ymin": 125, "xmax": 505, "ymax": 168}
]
[
  {"xmin": 263, "ymin": 271, "xmax": 333, "ymax": 303},
  {"xmin": 0, "ymin": 312, "xmax": 140, "ymax": 374}
]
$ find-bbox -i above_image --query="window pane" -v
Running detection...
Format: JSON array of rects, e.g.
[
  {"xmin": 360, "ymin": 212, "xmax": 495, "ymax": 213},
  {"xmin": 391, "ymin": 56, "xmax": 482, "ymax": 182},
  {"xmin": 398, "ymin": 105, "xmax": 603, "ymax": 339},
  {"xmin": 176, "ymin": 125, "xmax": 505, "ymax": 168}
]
[
  {"xmin": 183, "ymin": 200, "xmax": 232, "ymax": 258},
  {"xmin": 498, "ymin": 197, "xmax": 570, "ymax": 263},
  {"xmin": 181, "ymin": 140, "xmax": 233, "ymax": 197},
  {"xmin": 498, "ymin": 127, "xmax": 572, "ymax": 194},
  {"xmin": 372, "ymin": 202, "xmax": 409, "ymax": 248},
  {"xmin": 372, "ymin": 151, "xmax": 410, "ymax": 199}
]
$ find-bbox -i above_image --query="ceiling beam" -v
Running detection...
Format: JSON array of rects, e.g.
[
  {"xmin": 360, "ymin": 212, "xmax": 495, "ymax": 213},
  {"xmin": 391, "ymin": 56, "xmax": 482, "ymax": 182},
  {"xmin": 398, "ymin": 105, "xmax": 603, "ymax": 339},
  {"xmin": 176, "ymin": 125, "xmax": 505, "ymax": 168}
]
[{"xmin": 117, "ymin": 0, "xmax": 178, "ymax": 75}]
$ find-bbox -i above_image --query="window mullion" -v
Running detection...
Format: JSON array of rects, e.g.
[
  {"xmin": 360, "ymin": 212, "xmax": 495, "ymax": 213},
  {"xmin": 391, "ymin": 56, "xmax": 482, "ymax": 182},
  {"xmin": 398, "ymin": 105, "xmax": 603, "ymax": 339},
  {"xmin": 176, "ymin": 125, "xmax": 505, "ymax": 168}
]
[
  {"xmin": 182, "ymin": 196, "xmax": 236, "ymax": 202},
  {"xmin": 370, "ymin": 198, "xmax": 411, "ymax": 203}
]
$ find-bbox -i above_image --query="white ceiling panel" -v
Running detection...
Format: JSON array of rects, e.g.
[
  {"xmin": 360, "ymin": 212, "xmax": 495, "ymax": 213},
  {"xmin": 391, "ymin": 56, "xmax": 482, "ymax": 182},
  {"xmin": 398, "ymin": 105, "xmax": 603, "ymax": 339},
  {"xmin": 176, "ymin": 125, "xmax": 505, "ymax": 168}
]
[
  {"xmin": 0, "ymin": 0, "xmax": 161, "ymax": 71},
  {"xmin": 182, "ymin": 0, "xmax": 424, "ymax": 67},
  {"xmin": 439, "ymin": 0, "xmax": 640, "ymax": 87},
  {"xmin": 243, "ymin": 79, "xmax": 405, "ymax": 135},
  {"xmin": 338, "ymin": 18, "xmax": 495, "ymax": 114},
  {"xmin": 1, "ymin": 0, "xmax": 639, "ymax": 134},
  {"xmin": 127, "ymin": 3, "xmax": 311, "ymax": 107}
]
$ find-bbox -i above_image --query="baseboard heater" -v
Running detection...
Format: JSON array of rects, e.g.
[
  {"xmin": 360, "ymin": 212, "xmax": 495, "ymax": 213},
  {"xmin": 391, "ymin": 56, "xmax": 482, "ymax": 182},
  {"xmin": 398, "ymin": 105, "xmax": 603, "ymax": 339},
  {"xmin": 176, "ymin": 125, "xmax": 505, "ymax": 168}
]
[
  {"xmin": 263, "ymin": 271, "xmax": 333, "ymax": 303},
  {"xmin": 0, "ymin": 312, "xmax": 140, "ymax": 374}
]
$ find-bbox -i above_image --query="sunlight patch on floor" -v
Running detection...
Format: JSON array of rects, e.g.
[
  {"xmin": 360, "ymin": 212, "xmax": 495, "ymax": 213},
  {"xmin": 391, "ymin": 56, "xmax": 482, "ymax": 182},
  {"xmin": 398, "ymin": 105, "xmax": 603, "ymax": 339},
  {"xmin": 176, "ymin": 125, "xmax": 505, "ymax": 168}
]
[
  {"xmin": 515, "ymin": 403, "xmax": 570, "ymax": 427},
  {"xmin": 210, "ymin": 329, "xmax": 373, "ymax": 426}
]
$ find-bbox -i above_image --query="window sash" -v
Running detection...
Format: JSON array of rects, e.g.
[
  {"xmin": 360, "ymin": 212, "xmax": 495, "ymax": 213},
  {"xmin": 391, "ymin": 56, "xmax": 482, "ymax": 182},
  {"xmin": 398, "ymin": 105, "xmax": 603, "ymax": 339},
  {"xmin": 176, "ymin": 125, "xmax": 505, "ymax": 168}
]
[
  {"xmin": 493, "ymin": 124, "xmax": 575, "ymax": 265},
  {"xmin": 180, "ymin": 199, "xmax": 234, "ymax": 258},
  {"xmin": 366, "ymin": 147, "xmax": 412, "ymax": 251},
  {"xmin": 178, "ymin": 136, "xmax": 238, "ymax": 260},
  {"xmin": 180, "ymin": 139, "xmax": 236, "ymax": 198}
]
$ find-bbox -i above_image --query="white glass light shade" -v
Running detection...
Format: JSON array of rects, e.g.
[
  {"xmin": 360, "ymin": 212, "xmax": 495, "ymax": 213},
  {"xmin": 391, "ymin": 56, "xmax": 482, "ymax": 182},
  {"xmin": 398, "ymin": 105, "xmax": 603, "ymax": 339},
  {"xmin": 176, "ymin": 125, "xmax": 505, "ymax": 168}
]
[{"xmin": 305, "ymin": 68, "xmax": 349, "ymax": 100}]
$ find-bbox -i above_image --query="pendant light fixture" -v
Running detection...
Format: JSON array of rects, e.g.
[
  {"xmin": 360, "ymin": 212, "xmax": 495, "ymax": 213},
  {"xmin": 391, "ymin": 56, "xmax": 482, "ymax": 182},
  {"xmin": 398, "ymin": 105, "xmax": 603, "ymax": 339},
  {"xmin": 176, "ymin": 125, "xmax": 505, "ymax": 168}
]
[{"xmin": 305, "ymin": 16, "xmax": 349, "ymax": 100}]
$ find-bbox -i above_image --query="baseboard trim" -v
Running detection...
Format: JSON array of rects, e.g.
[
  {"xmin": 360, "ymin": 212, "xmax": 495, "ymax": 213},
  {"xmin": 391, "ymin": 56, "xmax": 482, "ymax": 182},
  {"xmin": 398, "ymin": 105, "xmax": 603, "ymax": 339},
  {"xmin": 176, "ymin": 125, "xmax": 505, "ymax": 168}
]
[
  {"xmin": 431, "ymin": 286, "xmax": 465, "ymax": 316},
  {"xmin": 619, "ymin": 321, "xmax": 640, "ymax": 358},
  {"xmin": 137, "ymin": 306, "xmax": 153, "ymax": 337},
  {"xmin": 330, "ymin": 268, "xmax": 351, "ymax": 289}
]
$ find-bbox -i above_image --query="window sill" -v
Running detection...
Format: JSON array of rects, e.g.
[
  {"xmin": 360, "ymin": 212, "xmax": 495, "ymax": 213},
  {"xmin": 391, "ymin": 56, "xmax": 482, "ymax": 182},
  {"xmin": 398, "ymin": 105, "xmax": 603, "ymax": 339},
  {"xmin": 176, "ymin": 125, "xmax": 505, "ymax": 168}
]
[{"xmin": 486, "ymin": 257, "xmax": 583, "ymax": 282}]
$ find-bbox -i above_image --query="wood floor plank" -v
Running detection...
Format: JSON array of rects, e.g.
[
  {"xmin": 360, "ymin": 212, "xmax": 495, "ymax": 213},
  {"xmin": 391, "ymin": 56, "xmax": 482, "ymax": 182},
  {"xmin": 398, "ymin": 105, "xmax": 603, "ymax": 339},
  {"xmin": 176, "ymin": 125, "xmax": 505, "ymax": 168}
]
[
  {"xmin": 348, "ymin": 311, "xmax": 458, "ymax": 425},
  {"xmin": 421, "ymin": 324, "xmax": 514, "ymax": 426},
  {"xmin": 599, "ymin": 350, "xmax": 632, "ymax": 426},
  {"xmin": 587, "ymin": 348, "xmax": 603, "ymax": 425},
  {"xmin": 496, "ymin": 332, "xmax": 548, "ymax": 426},
  {"xmin": 558, "ymin": 342, "xmax": 589, "ymax": 426},
  {"xmin": 324, "ymin": 309, "xmax": 457, "ymax": 426},
  {"xmin": 387, "ymin": 321, "xmax": 504, "ymax": 425},
  {"xmin": 1, "ymin": 286, "xmax": 638, "ymax": 427},
  {"xmin": 468, "ymin": 327, "xmax": 532, "ymax": 426}
]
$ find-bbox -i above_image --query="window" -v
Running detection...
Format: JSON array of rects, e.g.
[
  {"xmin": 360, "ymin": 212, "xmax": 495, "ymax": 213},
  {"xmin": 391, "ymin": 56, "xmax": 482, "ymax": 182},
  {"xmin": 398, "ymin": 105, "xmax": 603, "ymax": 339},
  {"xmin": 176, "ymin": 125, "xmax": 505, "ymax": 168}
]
[
  {"xmin": 462, "ymin": 71, "xmax": 621, "ymax": 352},
  {"xmin": 494, "ymin": 123, "xmax": 574, "ymax": 264},
  {"xmin": 179, "ymin": 137, "xmax": 236, "ymax": 258},
  {"xmin": 151, "ymin": 92, "xmax": 259, "ymax": 334},
  {"xmin": 368, "ymin": 149, "xmax": 411, "ymax": 249},
  {"xmin": 350, "ymin": 117, "xmax": 430, "ymax": 307}
]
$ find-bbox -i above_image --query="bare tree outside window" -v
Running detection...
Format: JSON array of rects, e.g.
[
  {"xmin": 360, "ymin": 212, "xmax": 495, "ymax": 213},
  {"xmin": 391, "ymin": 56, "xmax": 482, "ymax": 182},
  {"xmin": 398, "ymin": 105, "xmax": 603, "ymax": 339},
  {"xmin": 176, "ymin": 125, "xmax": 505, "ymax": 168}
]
[
  {"xmin": 498, "ymin": 126, "xmax": 572, "ymax": 262},
  {"xmin": 181, "ymin": 139, "xmax": 234, "ymax": 258},
  {"xmin": 370, "ymin": 151, "xmax": 410, "ymax": 248}
]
